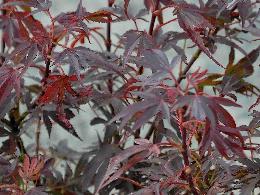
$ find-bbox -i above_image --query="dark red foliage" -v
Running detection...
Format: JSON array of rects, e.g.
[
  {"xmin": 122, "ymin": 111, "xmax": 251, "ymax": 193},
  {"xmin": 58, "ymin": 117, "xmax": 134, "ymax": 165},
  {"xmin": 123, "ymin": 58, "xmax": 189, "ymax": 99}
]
[{"xmin": 0, "ymin": 0, "xmax": 259, "ymax": 194}]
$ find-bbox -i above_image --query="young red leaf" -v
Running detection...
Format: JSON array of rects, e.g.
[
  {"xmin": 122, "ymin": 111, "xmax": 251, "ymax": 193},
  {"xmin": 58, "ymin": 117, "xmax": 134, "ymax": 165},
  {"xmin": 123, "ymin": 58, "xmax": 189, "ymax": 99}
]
[
  {"xmin": 18, "ymin": 154, "xmax": 45, "ymax": 182},
  {"xmin": 38, "ymin": 74, "xmax": 79, "ymax": 105}
]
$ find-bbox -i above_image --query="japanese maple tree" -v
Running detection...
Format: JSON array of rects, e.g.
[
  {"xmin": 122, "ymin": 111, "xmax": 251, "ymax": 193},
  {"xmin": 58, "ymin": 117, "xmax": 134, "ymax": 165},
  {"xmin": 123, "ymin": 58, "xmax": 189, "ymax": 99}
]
[{"xmin": 0, "ymin": 0, "xmax": 259, "ymax": 194}]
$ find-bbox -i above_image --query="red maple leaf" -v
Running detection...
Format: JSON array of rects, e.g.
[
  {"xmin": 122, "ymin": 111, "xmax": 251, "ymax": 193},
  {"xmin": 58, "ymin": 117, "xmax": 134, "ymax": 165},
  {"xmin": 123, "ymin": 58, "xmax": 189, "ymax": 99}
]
[
  {"xmin": 38, "ymin": 74, "xmax": 79, "ymax": 105},
  {"xmin": 18, "ymin": 154, "xmax": 45, "ymax": 182},
  {"xmin": 38, "ymin": 74, "xmax": 91, "ymax": 139}
]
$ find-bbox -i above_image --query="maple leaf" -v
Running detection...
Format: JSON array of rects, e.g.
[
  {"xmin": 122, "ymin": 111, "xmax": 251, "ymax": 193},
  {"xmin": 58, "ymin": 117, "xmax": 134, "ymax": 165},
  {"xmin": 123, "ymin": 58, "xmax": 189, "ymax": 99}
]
[
  {"xmin": 43, "ymin": 108, "xmax": 84, "ymax": 141},
  {"xmin": 186, "ymin": 68, "xmax": 208, "ymax": 90},
  {"xmin": 116, "ymin": 78, "xmax": 141, "ymax": 99},
  {"xmin": 54, "ymin": 47, "xmax": 125, "ymax": 80},
  {"xmin": 0, "ymin": 66, "xmax": 24, "ymax": 106},
  {"xmin": 107, "ymin": 1, "xmax": 148, "ymax": 23},
  {"xmin": 39, "ymin": 75, "xmax": 91, "ymax": 140},
  {"xmin": 109, "ymin": 88, "xmax": 171, "ymax": 132},
  {"xmin": 219, "ymin": 46, "xmax": 260, "ymax": 97},
  {"xmin": 95, "ymin": 139, "xmax": 160, "ymax": 193},
  {"xmin": 55, "ymin": 0, "xmax": 115, "ymax": 42},
  {"xmin": 0, "ymin": 155, "xmax": 17, "ymax": 177},
  {"xmin": 121, "ymin": 30, "xmax": 142, "ymax": 66},
  {"xmin": 141, "ymin": 49, "xmax": 181, "ymax": 73},
  {"xmin": 54, "ymin": 48, "xmax": 87, "ymax": 81},
  {"xmin": 0, "ymin": 8, "xmax": 50, "ymax": 57},
  {"xmin": 80, "ymin": 144, "xmax": 121, "ymax": 191},
  {"xmin": 18, "ymin": 154, "xmax": 45, "ymax": 182},
  {"xmin": 173, "ymin": 95, "xmax": 246, "ymax": 157},
  {"xmin": 8, "ymin": 41, "xmax": 38, "ymax": 65},
  {"xmin": 200, "ymin": 120, "xmax": 246, "ymax": 158},
  {"xmin": 12, "ymin": 11, "xmax": 51, "ymax": 59},
  {"xmin": 173, "ymin": 95, "xmax": 241, "ymax": 128},
  {"xmin": 174, "ymin": 2, "xmax": 224, "ymax": 68},
  {"xmin": 225, "ymin": 46, "xmax": 259, "ymax": 79},
  {"xmin": 248, "ymin": 110, "xmax": 260, "ymax": 133},
  {"xmin": 0, "ymin": 14, "xmax": 20, "ymax": 47},
  {"xmin": 1, "ymin": 0, "xmax": 51, "ymax": 15},
  {"xmin": 38, "ymin": 74, "xmax": 78, "ymax": 105},
  {"xmin": 121, "ymin": 30, "xmax": 154, "ymax": 66}
]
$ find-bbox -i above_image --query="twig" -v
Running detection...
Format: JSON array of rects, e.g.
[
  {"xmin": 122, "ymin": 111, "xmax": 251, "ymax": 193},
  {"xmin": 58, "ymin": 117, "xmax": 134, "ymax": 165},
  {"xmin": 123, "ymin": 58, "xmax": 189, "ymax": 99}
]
[
  {"xmin": 176, "ymin": 27, "xmax": 220, "ymax": 86},
  {"xmin": 17, "ymin": 137, "xmax": 27, "ymax": 155},
  {"xmin": 145, "ymin": 119, "xmax": 156, "ymax": 140},
  {"xmin": 106, "ymin": 0, "xmax": 115, "ymax": 116},
  {"xmin": 119, "ymin": 176, "xmax": 143, "ymax": 188},
  {"xmin": 154, "ymin": 17, "xmax": 178, "ymax": 35},
  {"xmin": 178, "ymin": 109, "xmax": 199, "ymax": 195},
  {"xmin": 176, "ymin": 49, "xmax": 202, "ymax": 85},
  {"xmin": 44, "ymin": 10, "xmax": 55, "ymax": 81},
  {"xmin": 138, "ymin": 0, "xmax": 160, "ymax": 76},
  {"xmin": 148, "ymin": 0, "xmax": 160, "ymax": 36},
  {"xmin": 106, "ymin": 1, "xmax": 113, "ymax": 52},
  {"xmin": 1, "ymin": 112, "xmax": 27, "ymax": 155},
  {"xmin": 35, "ymin": 116, "xmax": 41, "ymax": 156},
  {"xmin": 44, "ymin": 44, "xmax": 54, "ymax": 81}
]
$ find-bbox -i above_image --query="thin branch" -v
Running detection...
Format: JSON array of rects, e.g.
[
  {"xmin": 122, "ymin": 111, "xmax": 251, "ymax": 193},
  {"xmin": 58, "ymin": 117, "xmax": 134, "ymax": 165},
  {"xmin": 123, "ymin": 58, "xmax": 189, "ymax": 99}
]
[
  {"xmin": 145, "ymin": 119, "xmax": 156, "ymax": 140},
  {"xmin": 138, "ymin": 0, "xmax": 160, "ymax": 77},
  {"xmin": 1, "ymin": 117, "xmax": 27, "ymax": 155},
  {"xmin": 44, "ymin": 44, "xmax": 54, "ymax": 81},
  {"xmin": 106, "ymin": 0, "xmax": 115, "ymax": 117},
  {"xmin": 176, "ymin": 49, "xmax": 202, "ymax": 85},
  {"xmin": 119, "ymin": 176, "xmax": 143, "ymax": 188},
  {"xmin": 44, "ymin": 10, "xmax": 55, "ymax": 81},
  {"xmin": 178, "ymin": 109, "xmax": 199, "ymax": 195},
  {"xmin": 35, "ymin": 116, "xmax": 41, "ymax": 156},
  {"xmin": 148, "ymin": 0, "xmax": 160, "ymax": 36},
  {"xmin": 106, "ymin": 1, "xmax": 113, "ymax": 52},
  {"xmin": 181, "ymin": 129, "xmax": 199, "ymax": 194},
  {"xmin": 154, "ymin": 17, "xmax": 178, "ymax": 35},
  {"xmin": 176, "ymin": 28, "xmax": 220, "ymax": 86},
  {"xmin": 17, "ymin": 137, "xmax": 27, "ymax": 155}
]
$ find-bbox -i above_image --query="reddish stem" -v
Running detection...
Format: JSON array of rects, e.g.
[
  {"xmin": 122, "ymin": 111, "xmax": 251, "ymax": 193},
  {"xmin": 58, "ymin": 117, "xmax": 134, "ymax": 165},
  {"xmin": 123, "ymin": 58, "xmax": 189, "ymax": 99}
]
[
  {"xmin": 106, "ymin": 1, "xmax": 113, "ymax": 52},
  {"xmin": 154, "ymin": 17, "xmax": 178, "ymax": 34},
  {"xmin": 44, "ymin": 44, "xmax": 54, "ymax": 81},
  {"xmin": 148, "ymin": 0, "xmax": 160, "ymax": 36},
  {"xmin": 119, "ymin": 176, "xmax": 143, "ymax": 188},
  {"xmin": 44, "ymin": 10, "xmax": 55, "ymax": 81},
  {"xmin": 178, "ymin": 110, "xmax": 199, "ymax": 195}
]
